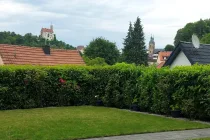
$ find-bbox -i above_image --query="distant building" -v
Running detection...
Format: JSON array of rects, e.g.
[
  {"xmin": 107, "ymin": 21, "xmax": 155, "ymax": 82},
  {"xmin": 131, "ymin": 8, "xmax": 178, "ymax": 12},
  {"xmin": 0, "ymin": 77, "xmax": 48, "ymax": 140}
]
[
  {"xmin": 157, "ymin": 51, "xmax": 172, "ymax": 68},
  {"xmin": 147, "ymin": 36, "xmax": 164, "ymax": 65},
  {"xmin": 153, "ymin": 49, "xmax": 164, "ymax": 60},
  {"xmin": 147, "ymin": 35, "xmax": 171, "ymax": 67},
  {"xmin": 164, "ymin": 42, "xmax": 210, "ymax": 68},
  {"xmin": 148, "ymin": 36, "xmax": 155, "ymax": 56},
  {"xmin": 77, "ymin": 46, "xmax": 85, "ymax": 54},
  {"xmin": 40, "ymin": 25, "xmax": 54, "ymax": 41}
]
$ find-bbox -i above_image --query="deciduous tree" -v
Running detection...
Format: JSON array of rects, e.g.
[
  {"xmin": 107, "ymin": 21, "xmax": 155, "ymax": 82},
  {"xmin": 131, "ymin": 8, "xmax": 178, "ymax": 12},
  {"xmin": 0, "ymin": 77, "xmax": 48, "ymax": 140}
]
[{"xmin": 84, "ymin": 37, "xmax": 119, "ymax": 65}]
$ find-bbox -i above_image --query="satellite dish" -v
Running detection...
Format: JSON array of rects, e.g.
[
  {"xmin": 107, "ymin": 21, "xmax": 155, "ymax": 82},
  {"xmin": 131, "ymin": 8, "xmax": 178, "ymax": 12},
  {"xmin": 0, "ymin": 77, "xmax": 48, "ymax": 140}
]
[{"xmin": 192, "ymin": 34, "xmax": 200, "ymax": 48}]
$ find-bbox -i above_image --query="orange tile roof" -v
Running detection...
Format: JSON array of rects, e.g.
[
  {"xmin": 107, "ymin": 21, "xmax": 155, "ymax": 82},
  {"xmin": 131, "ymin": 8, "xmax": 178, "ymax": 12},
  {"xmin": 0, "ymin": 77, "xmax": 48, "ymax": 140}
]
[
  {"xmin": 157, "ymin": 62, "xmax": 165, "ymax": 68},
  {"xmin": 0, "ymin": 44, "xmax": 85, "ymax": 65},
  {"xmin": 158, "ymin": 51, "xmax": 172, "ymax": 61},
  {"xmin": 41, "ymin": 28, "xmax": 53, "ymax": 33}
]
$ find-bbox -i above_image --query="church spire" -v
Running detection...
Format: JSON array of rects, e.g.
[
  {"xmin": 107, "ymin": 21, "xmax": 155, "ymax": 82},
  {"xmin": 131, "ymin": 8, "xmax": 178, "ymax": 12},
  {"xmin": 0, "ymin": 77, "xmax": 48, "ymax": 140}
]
[{"xmin": 149, "ymin": 34, "xmax": 155, "ymax": 55}]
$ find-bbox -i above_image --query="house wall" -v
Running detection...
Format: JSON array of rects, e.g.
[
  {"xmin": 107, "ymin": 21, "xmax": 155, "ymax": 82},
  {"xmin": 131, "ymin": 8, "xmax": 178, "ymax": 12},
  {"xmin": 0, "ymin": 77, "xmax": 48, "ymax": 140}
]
[
  {"xmin": 152, "ymin": 54, "xmax": 158, "ymax": 60},
  {"xmin": 157, "ymin": 55, "xmax": 162, "ymax": 64},
  {"xmin": 41, "ymin": 32, "xmax": 54, "ymax": 41},
  {"xmin": 170, "ymin": 51, "xmax": 191, "ymax": 68},
  {"xmin": 0, "ymin": 55, "xmax": 4, "ymax": 65}
]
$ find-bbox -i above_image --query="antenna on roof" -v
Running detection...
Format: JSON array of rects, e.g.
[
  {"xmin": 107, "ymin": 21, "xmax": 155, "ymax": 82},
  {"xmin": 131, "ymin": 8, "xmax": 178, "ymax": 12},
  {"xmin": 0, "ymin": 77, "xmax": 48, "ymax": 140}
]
[{"xmin": 192, "ymin": 34, "xmax": 200, "ymax": 49}]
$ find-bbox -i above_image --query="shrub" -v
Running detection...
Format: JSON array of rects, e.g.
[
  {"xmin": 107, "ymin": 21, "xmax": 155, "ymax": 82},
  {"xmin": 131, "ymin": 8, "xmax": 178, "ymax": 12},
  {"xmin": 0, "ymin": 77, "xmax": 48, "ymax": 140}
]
[{"xmin": 0, "ymin": 64, "xmax": 210, "ymax": 120}]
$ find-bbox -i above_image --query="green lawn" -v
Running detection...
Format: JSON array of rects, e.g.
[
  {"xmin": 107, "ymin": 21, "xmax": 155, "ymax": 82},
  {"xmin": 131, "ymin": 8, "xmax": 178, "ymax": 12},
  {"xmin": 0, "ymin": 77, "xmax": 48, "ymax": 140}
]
[
  {"xmin": 0, "ymin": 106, "xmax": 209, "ymax": 140},
  {"xmin": 193, "ymin": 138, "xmax": 210, "ymax": 140}
]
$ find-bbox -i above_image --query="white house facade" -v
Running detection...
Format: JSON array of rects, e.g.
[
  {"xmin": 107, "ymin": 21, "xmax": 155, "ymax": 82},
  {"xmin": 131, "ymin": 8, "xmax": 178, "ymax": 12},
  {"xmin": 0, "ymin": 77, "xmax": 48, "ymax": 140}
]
[
  {"xmin": 170, "ymin": 51, "xmax": 191, "ymax": 68},
  {"xmin": 164, "ymin": 42, "xmax": 210, "ymax": 68},
  {"xmin": 40, "ymin": 25, "xmax": 54, "ymax": 41}
]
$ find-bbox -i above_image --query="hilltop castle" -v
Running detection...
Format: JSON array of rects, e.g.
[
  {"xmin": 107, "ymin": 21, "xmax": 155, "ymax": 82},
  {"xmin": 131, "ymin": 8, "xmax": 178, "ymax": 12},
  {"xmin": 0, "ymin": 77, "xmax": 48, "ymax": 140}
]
[{"xmin": 40, "ymin": 25, "xmax": 54, "ymax": 41}]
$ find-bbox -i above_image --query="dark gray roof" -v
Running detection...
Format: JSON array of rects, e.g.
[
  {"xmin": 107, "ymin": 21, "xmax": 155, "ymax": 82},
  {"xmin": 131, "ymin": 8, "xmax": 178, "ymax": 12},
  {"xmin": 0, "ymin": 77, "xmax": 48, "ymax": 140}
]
[
  {"xmin": 154, "ymin": 49, "xmax": 164, "ymax": 54},
  {"xmin": 164, "ymin": 42, "xmax": 210, "ymax": 66}
]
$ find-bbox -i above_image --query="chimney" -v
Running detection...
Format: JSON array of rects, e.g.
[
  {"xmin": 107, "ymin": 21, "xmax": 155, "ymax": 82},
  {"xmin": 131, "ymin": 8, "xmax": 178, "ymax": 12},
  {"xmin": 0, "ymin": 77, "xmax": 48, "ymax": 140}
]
[{"xmin": 42, "ymin": 45, "xmax": 51, "ymax": 55}]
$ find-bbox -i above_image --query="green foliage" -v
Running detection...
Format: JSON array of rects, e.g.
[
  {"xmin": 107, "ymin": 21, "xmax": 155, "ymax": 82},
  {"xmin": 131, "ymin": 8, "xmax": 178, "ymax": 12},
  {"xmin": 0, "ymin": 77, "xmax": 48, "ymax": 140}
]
[
  {"xmin": 174, "ymin": 19, "xmax": 210, "ymax": 46},
  {"xmin": 0, "ymin": 64, "xmax": 141, "ymax": 110},
  {"xmin": 0, "ymin": 31, "xmax": 75, "ymax": 50},
  {"xmin": 164, "ymin": 44, "xmax": 175, "ymax": 51},
  {"xmin": 138, "ymin": 65, "xmax": 210, "ymax": 120},
  {"xmin": 0, "ymin": 64, "xmax": 210, "ymax": 120},
  {"xmin": 84, "ymin": 37, "xmax": 120, "ymax": 65},
  {"xmin": 83, "ymin": 56, "xmax": 108, "ymax": 66},
  {"xmin": 122, "ymin": 22, "xmax": 133, "ymax": 62},
  {"xmin": 201, "ymin": 33, "xmax": 210, "ymax": 44},
  {"xmin": 122, "ymin": 17, "xmax": 147, "ymax": 65}
]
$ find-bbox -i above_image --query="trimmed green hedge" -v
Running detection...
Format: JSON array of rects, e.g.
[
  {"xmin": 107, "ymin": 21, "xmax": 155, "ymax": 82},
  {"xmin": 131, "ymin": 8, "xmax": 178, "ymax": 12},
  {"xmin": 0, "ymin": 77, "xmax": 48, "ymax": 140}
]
[
  {"xmin": 138, "ymin": 66, "xmax": 210, "ymax": 120},
  {"xmin": 0, "ymin": 64, "xmax": 210, "ymax": 120},
  {"xmin": 0, "ymin": 64, "xmax": 142, "ymax": 110}
]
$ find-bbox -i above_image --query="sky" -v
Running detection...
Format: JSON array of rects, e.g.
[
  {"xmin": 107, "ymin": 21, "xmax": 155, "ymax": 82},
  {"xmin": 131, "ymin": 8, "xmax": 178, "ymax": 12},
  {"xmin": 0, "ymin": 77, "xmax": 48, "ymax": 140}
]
[{"xmin": 0, "ymin": 0, "xmax": 210, "ymax": 49}]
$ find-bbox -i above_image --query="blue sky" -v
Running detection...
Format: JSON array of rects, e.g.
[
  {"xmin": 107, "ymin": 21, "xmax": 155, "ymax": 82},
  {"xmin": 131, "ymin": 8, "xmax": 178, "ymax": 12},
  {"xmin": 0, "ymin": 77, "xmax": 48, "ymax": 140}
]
[{"xmin": 0, "ymin": 0, "xmax": 210, "ymax": 49}]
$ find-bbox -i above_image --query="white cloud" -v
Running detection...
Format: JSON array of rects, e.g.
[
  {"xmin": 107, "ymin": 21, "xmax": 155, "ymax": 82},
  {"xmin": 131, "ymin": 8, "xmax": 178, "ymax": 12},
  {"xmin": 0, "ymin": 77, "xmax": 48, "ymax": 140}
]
[
  {"xmin": 0, "ymin": 0, "xmax": 33, "ymax": 18},
  {"xmin": 142, "ymin": 0, "xmax": 210, "ymax": 47},
  {"xmin": 0, "ymin": 0, "xmax": 210, "ymax": 48},
  {"xmin": 0, "ymin": 0, "xmax": 68, "ymax": 20}
]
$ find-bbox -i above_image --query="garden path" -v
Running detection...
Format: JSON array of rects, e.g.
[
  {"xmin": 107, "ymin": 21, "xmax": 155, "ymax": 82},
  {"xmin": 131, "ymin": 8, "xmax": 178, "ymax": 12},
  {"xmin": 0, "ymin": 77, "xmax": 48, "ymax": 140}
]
[{"xmin": 83, "ymin": 128, "xmax": 210, "ymax": 140}]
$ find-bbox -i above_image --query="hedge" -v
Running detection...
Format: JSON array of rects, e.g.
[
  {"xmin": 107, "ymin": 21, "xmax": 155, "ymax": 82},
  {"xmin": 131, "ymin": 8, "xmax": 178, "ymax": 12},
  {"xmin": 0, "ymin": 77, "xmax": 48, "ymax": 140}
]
[
  {"xmin": 0, "ymin": 64, "xmax": 210, "ymax": 120},
  {"xmin": 138, "ymin": 66, "xmax": 210, "ymax": 120}
]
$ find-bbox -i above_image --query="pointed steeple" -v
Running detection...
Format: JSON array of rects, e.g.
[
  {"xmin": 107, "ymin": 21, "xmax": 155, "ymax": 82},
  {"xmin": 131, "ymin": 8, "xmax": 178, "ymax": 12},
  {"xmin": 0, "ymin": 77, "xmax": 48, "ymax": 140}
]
[
  {"xmin": 149, "ymin": 34, "xmax": 155, "ymax": 55},
  {"xmin": 149, "ymin": 34, "xmax": 155, "ymax": 45}
]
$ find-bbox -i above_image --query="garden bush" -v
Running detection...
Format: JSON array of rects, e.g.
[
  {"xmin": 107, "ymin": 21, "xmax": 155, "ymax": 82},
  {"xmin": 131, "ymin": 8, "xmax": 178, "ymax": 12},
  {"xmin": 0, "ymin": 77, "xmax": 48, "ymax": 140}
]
[
  {"xmin": 0, "ymin": 63, "xmax": 141, "ymax": 110},
  {"xmin": 0, "ymin": 64, "xmax": 210, "ymax": 120},
  {"xmin": 137, "ymin": 65, "xmax": 210, "ymax": 120}
]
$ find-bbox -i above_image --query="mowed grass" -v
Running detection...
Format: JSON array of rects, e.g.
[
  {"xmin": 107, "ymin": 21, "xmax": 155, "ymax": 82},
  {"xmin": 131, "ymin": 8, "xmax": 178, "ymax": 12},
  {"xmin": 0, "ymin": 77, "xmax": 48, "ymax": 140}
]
[
  {"xmin": 193, "ymin": 138, "xmax": 210, "ymax": 140},
  {"xmin": 0, "ymin": 106, "xmax": 209, "ymax": 140}
]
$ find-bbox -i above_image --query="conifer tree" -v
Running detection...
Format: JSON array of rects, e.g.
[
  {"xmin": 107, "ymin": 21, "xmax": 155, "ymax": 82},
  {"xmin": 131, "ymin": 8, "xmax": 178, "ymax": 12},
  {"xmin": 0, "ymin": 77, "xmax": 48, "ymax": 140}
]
[
  {"xmin": 122, "ymin": 22, "xmax": 133, "ymax": 63},
  {"xmin": 122, "ymin": 17, "xmax": 148, "ymax": 65}
]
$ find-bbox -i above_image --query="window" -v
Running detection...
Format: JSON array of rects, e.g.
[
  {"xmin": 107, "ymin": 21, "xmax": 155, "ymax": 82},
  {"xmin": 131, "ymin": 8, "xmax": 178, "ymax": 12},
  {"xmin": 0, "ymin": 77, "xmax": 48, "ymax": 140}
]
[{"xmin": 164, "ymin": 57, "xmax": 167, "ymax": 60}]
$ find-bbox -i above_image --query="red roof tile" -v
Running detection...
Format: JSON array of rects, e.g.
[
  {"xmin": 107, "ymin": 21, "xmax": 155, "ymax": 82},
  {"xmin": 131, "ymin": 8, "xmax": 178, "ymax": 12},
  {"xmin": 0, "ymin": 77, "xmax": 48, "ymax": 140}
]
[
  {"xmin": 157, "ymin": 62, "xmax": 165, "ymax": 68},
  {"xmin": 0, "ymin": 44, "xmax": 85, "ymax": 65},
  {"xmin": 158, "ymin": 51, "xmax": 172, "ymax": 61},
  {"xmin": 41, "ymin": 28, "xmax": 53, "ymax": 33}
]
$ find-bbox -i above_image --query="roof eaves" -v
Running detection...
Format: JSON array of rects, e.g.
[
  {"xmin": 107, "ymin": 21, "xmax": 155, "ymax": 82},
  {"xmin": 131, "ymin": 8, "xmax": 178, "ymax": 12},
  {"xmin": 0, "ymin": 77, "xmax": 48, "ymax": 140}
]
[
  {"xmin": 164, "ymin": 42, "xmax": 195, "ymax": 66},
  {"xmin": 181, "ymin": 47, "xmax": 195, "ymax": 65}
]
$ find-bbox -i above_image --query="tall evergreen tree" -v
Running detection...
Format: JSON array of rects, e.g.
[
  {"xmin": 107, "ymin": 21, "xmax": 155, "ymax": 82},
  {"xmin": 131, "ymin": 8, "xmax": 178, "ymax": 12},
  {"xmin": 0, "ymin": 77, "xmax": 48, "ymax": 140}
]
[
  {"xmin": 122, "ymin": 17, "xmax": 147, "ymax": 65},
  {"xmin": 122, "ymin": 22, "xmax": 133, "ymax": 62}
]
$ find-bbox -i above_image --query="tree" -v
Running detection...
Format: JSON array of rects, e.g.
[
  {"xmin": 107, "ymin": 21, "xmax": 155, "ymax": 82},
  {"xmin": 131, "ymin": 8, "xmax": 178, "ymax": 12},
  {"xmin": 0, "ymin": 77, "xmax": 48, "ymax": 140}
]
[
  {"xmin": 0, "ymin": 31, "xmax": 75, "ymax": 50},
  {"xmin": 84, "ymin": 37, "xmax": 120, "ymax": 65},
  {"xmin": 201, "ymin": 33, "xmax": 210, "ymax": 44},
  {"xmin": 164, "ymin": 44, "xmax": 175, "ymax": 51},
  {"xmin": 122, "ymin": 17, "xmax": 147, "ymax": 65},
  {"xmin": 174, "ymin": 19, "xmax": 210, "ymax": 46},
  {"xmin": 83, "ymin": 56, "xmax": 107, "ymax": 66},
  {"xmin": 122, "ymin": 22, "xmax": 133, "ymax": 62}
]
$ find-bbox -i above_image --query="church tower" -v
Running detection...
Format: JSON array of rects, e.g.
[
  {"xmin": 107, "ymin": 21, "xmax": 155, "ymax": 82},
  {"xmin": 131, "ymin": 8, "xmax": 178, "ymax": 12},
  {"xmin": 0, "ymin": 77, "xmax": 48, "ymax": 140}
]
[{"xmin": 149, "ymin": 35, "xmax": 155, "ymax": 55}]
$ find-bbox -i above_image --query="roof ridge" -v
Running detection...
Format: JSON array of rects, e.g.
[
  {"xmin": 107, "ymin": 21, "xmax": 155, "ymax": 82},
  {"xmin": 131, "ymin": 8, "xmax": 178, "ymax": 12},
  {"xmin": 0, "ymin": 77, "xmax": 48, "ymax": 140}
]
[
  {"xmin": 0, "ymin": 44, "xmax": 85, "ymax": 65},
  {"xmin": 0, "ymin": 44, "xmax": 77, "ymax": 51},
  {"xmin": 180, "ymin": 41, "xmax": 210, "ymax": 46}
]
